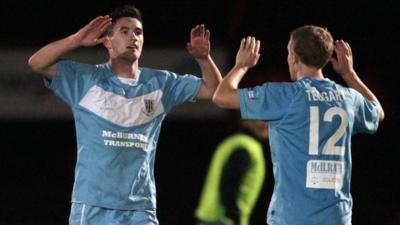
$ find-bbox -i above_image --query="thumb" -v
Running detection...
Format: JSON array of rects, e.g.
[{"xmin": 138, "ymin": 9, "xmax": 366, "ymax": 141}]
[
  {"xmin": 187, "ymin": 42, "xmax": 192, "ymax": 51},
  {"xmin": 329, "ymin": 57, "xmax": 337, "ymax": 66},
  {"xmin": 95, "ymin": 36, "xmax": 107, "ymax": 44}
]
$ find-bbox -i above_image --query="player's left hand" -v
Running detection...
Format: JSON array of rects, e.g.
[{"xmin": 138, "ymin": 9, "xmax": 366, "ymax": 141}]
[
  {"xmin": 187, "ymin": 24, "xmax": 210, "ymax": 60},
  {"xmin": 330, "ymin": 40, "xmax": 355, "ymax": 78}
]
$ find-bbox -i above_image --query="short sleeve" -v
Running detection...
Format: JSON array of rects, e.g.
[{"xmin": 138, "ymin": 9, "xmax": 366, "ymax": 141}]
[
  {"xmin": 238, "ymin": 82, "xmax": 298, "ymax": 121},
  {"xmin": 352, "ymin": 89, "xmax": 380, "ymax": 134},
  {"xmin": 44, "ymin": 60, "xmax": 96, "ymax": 106},
  {"xmin": 161, "ymin": 71, "xmax": 202, "ymax": 112}
]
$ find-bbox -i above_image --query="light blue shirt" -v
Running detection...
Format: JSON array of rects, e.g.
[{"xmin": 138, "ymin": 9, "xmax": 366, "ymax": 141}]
[
  {"xmin": 238, "ymin": 77, "xmax": 380, "ymax": 225},
  {"xmin": 45, "ymin": 60, "xmax": 201, "ymax": 210}
]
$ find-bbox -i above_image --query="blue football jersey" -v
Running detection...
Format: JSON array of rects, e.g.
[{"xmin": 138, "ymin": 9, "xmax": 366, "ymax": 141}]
[
  {"xmin": 45, "ymin": 60, "xmax": 201, "ymax": 210},
  {"xmin": 238, "ymin": 77, "xmax": 380, "ymax": 225}
]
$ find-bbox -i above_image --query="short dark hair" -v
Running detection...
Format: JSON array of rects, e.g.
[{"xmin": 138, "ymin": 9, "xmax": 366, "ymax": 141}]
[
  {"xmin": 290, "ymin": 25, "xmax": 334, "ymax": 69},
  {"xmin": 107, "ymin": 5, "xmax": 142, "ymax": 35}
]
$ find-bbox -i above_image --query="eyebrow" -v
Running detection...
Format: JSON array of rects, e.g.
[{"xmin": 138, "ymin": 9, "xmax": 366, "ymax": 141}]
[{"xmin": 119, "ymin": 26, "xmax": 143, "ymax": 31}]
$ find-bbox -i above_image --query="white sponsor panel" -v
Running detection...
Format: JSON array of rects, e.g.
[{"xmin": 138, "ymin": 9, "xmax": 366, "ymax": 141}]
[
  {"xmin": 79, "ymin": 86, "xmax": 164, "ymax": 127},
  {"xmin": 306, "ymin": 160, "xmax": 345, "ymax": 190}
]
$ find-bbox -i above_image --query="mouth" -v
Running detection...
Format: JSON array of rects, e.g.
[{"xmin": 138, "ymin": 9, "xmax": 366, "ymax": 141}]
[{"xmin": 127, "ymin": 44, "xmax": 139, "ymax": 50}]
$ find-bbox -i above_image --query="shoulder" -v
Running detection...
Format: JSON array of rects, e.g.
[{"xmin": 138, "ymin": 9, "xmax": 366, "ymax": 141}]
[
  {"xmin": 259, "ymin": 81, "xmax": 304, "ymax": 97},
  {"xmin": 258, "ymin": 80, "xmax": 301, "ymax": 91},
  {"xmin": 139, "ymin": 67, "xmax": 170, "ymax": 76},
  {"xmin": 138, "ymin": 67, "xmax": 173, "ymax": 81},
  {"xmin": 54, "ymin": 60, "xmax": 102, "ymax": 81},
  {"xmin": 324, "ymin": 79, "xmax": 361, "ymax": 101}
]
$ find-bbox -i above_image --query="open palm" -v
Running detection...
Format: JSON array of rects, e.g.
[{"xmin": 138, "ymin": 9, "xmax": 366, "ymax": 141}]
[
  {"xmin": 187, "ymin": 24, "xmax": 210, "ymax": 60},
  {"xmin": 236, "ymin": 36, "xmax": 261, "ymax": 68},
  {"xmin": 73, "ymin": 16, "xmax": 112, "ymax": 47}
]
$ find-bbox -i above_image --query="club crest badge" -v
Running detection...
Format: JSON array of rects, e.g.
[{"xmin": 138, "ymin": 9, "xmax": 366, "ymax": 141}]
[
  {"xmin": 143, "ymin": 99, "xmax": 155, "ymax": 116},
  {"xmin": 247, "ymin": 88, "xmax": 256, "ymax": 99}
]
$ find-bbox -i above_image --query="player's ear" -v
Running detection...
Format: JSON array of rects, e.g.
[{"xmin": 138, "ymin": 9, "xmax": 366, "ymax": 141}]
[{"xmin": 293, "ymin": 52, "xmax": 300, "ymax": 64}]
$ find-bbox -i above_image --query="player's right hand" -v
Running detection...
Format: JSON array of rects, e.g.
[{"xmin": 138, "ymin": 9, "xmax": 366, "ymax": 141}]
[
  {"xmin": 72, "ymin": 15, "xmax": 112, "ymax": 47},
  {"xmin": 235, "ymin": 36, "xmax": 261, "ymax": 69}
]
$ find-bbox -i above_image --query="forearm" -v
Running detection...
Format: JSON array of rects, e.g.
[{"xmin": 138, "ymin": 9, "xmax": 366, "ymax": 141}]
[
  {"xmin": 342, "ymin": 71, "xmax": 385, "ymax": 121},
  {"xmin": 213, "ymin": 65, "xmax": 248, "ymax": 109},
  {"xmin": 28, "ymin": 34, "xmax": 80, "ymax": 79},
  {"xmin": 196, "ymin": 55, "xmax": 222, "ymax": 99}
]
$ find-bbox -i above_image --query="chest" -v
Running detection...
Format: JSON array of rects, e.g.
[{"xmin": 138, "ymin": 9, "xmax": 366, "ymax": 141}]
[{"xmin": 78, "ymin": 83, "xmax": 165, "ymax": 127}]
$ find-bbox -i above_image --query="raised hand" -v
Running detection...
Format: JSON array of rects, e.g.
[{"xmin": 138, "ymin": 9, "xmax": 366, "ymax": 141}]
[
  {"xmin": 235, "ymin": 36, "xmax": 261, "ymax": 69},
  {"xmin": 187, "ymin": 24, "xmax": 210, "ymax": 60},
  {"xmin": 330, "ymin": 40, "xmax": 355, "ymax": 78},
  {"xmin": 72, "ymin": 15, "xmax": 112, "ymax": 47}
]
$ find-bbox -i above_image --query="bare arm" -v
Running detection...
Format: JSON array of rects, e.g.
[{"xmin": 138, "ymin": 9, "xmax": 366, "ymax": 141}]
[
  {"xmin": 213, "ymin": 37, "xmax": 260, "ymax": 109},
  {"xmin": 187, "ymin": 24, "xmax": 222, "ymax": 99},
  {"xmin": 330, "ymin": 40, "xmax": 385, "ymax": 121},
  {"xmin": 27, "ymin": 16, "xmax": 112, "ymax": 79}
]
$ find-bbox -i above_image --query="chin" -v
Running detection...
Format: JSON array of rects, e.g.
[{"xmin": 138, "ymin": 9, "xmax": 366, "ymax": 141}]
[
  {"xmin": 120, "ymin": 54, "xmax": 139, "ymax": 63},
  {"xmin": 132, "ymin": 52, "xmax": 142, "ymax": 61}
]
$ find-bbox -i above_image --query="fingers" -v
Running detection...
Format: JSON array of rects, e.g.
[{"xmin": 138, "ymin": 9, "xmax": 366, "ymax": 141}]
[
  {"xmin": 88, "ymin": 16, "xmax": 105, "ymax": 26},
  {"xmin": 241, "ymin": 36, "xmax": 261, "ymax": 54},
  {"xmin": 344, "ymin": 41, "xmax": 352, "ymax": 57},
  {"xmin": 205, "ymin": 29, "xmax": 210, "ymax": 41},
  {"xmin": 85, "ymin": 15, "xmax": 112, "ymax": 36},
  {"xmin": 199, "ymin": 24, "xmax": 205, "ymax": 37},
  {"xmin": 191, "ymin": 25, "xmax": 201, "ymax": 37},
  {"xmin": 335, "ymin": 40, "xmax": 352, "ymax": 56},
  {"xmin": 89, "ymin": 15, "xmax": 111, "ymax": 28},
  {"xmin": 255, "ymin": 40, "xmax": 261, "ymax": 54},
  {"xmin": 240, "ymin": 38, "xmax": 245, "ymax": 50},
  {"xmin": 190, "ymin": 24, "xmax": 210, "ymax": 40},
  {"xmin": 331, "ymin": 39, "xmax": 355, "ymax": 75},
  {"xmin": 236, "ymin": 36, "xmax": 261, "ymax": 68},
  {"xmin": 246, "ymin": 36, "xmax": 252, "ymax": 49},
  {"xmin": 94, "ymin": 36, "xmax": 107, "ymax": 44},
  {"xmin": 190, "ymin": 25, "xmax": 197, "ymax": 41},
  {"xmin": 98, "ymin": 17, "xmax": 113, "ymax": 33},
  {"xmin": 250, "ymin": 37, "xmax": 256, "ymax": 52},
  {"xmin": 191, "ymin": 24, "xmax": 202, "ymax": 38}
]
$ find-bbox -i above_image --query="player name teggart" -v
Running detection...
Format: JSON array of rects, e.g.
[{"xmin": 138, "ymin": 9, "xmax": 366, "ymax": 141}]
[{"xmin": 306, "ymin": 90, "xmax": 345, "ymax": 102}]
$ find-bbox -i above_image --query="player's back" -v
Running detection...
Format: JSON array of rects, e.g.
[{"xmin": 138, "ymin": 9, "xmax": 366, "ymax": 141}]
[{"xmin": 266, "ymin": 77, "xmax": 379, "ymax": 225}]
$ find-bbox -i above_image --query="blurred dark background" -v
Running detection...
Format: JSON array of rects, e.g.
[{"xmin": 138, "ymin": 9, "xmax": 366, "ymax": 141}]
[{"xmin": 1, "ymin": 0, "xmax": 399, "ymax": 224}]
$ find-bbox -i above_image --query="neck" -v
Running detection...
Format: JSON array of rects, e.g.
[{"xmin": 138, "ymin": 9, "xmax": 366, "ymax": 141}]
[
  {"xmin": 296, "ymin": 63, "xmax": 324, "ymax": 80},
  {"xmin": 108, "ymin": 58, "xmax": 139, "ymax": 79}
]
